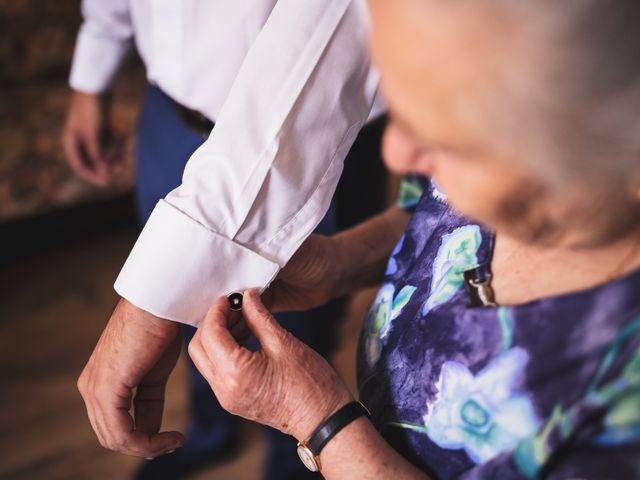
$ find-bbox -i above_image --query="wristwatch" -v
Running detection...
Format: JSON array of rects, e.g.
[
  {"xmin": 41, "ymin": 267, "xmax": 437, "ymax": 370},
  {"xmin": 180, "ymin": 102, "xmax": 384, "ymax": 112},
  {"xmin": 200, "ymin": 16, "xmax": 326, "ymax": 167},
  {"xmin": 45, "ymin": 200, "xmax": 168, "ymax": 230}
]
[{"xmin": 296, "ymin": 401, "xmax": 371, "ymax": 472}]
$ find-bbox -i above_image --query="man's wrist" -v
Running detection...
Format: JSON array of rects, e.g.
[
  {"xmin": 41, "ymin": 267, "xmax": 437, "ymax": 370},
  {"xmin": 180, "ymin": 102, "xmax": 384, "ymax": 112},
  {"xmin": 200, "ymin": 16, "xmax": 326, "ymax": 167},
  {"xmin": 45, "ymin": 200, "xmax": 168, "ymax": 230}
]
[
  {"xmin": 115, "ymin": 298, "xmax": 179, "ymax": 341},
  {"xmin": 114, "ymin": 199, "xmax": 281, "ymax": 327},
  {"xmin": 70, "ymin": 89, "xmax": 111, "ymax": 110}
]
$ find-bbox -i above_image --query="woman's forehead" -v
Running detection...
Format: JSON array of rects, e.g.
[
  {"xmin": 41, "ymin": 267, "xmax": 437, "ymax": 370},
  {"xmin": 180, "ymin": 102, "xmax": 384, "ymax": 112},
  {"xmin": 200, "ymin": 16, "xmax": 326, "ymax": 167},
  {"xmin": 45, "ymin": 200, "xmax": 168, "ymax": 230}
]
[
  {"xmin": 370, "ymin": 0, "xmax": 551, "ymax": 159},
  {"xmin": 371, "ymin": 1, "xmax": 541, "ymax": 99}
]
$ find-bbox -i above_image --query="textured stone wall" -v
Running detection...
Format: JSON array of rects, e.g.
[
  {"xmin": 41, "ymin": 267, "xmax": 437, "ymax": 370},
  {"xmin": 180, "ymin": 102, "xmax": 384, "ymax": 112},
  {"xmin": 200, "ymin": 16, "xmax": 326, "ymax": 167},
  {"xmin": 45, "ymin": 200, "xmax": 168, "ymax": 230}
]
[{"xmin": 0, "ymin": 0, "xmax": 144, "ymax": 222}]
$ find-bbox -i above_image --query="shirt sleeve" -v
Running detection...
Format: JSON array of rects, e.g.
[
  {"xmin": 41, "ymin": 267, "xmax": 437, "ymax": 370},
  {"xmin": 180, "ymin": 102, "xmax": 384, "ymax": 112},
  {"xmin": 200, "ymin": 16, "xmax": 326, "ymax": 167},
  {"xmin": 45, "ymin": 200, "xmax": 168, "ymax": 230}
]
[
  {"xmin": 114, "ymin": 0, "xmax": 380, "ymax": 326},
  {"xmin": 69, "ymin": 0, "xmax": 133, "ymax": 94}
]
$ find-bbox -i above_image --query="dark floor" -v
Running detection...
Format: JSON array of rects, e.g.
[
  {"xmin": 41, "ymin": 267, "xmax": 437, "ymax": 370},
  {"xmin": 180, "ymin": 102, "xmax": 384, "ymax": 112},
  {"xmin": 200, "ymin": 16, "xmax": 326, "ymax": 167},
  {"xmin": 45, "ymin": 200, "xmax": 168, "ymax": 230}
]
[{"xmin": 0, "ymin": 229, "xmax": 373, "ymax": 480}]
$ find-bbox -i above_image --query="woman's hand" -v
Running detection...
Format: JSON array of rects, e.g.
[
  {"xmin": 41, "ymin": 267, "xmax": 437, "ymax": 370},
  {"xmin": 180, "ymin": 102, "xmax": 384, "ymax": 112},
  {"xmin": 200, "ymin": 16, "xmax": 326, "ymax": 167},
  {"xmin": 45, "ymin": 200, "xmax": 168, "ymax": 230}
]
[
  {"xmin": 188, "ymin": 289, "xmax": 353, "ymax": 441},
  {"xmin": 263, "ymin": 234, "xmax": 345, "ymax": 313},
  {"xmin": 189, "ymin": 290, "xmax": 429, "ymax": 479},
  {"xmin": 264, "ymin": 207, "xmax": 412, "ymax": 313}
]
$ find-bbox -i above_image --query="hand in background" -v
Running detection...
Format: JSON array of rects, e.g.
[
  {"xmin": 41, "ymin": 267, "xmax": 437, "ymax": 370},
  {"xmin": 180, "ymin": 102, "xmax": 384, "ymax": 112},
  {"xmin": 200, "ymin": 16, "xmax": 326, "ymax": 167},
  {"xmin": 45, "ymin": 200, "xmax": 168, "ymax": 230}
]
[
  {"xmin": 61, "ymin": 91, "xmax": 126, "ymax": 187},
  {"xmin": 77, "ymin": 299, "xmax": 185, "ymax": 458},
  {"xmin": 188, "ymin": 289, "xmax": 353, "ymax": 441}
]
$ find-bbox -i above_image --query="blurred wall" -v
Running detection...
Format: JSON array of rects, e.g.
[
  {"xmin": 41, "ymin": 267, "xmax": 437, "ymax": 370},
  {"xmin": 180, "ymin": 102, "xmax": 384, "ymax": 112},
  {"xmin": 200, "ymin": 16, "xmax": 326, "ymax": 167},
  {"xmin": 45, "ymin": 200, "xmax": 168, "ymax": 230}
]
[{"xmin": 0, "ymin": 0, "xmax": 144, "ymax": 223}]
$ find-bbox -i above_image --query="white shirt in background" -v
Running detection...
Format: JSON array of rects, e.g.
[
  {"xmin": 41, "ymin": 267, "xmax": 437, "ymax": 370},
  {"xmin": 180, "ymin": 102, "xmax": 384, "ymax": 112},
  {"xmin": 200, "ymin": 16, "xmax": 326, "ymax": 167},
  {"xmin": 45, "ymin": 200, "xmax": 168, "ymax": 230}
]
[{"xmin": 70, "ymin": 0, "xmax": 380, "ymax": 326}]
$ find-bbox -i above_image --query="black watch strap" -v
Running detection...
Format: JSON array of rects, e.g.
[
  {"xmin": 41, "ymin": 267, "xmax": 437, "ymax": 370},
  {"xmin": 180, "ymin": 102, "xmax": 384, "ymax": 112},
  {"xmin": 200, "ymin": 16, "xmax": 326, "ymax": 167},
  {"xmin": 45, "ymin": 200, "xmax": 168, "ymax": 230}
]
[{"xmin": 306, "ymin": 401, "xmax": 370, "ymax": 455}]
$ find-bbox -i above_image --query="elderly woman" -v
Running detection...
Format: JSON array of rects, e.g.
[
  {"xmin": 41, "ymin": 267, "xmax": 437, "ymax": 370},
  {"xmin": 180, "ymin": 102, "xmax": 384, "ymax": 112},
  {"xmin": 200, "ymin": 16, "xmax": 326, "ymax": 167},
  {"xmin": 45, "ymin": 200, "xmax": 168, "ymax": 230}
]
[{"xmin": 188, "ymin": 0, "xmax": 640, "ymax": 478}]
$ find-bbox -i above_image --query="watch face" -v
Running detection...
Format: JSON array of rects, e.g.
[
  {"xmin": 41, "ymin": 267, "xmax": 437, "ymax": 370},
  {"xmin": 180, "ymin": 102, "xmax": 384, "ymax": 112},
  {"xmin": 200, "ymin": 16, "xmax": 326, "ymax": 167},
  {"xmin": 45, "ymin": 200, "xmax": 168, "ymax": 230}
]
[{"xmin": 296, "ymin": 444, "xmax": 319, "ymax": 472}]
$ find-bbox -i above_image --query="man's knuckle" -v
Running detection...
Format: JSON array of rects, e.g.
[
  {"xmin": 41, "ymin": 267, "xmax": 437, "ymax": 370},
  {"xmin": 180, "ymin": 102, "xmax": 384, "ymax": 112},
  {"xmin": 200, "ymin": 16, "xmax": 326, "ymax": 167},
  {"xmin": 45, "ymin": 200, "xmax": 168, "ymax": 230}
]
[
  {"xmin": 91, "ymin": 385, "xmax": 109, "ymax": 404},
  {"xmin": 99, "ymin": 434, "xmax": 116, "ymax": 450},
  {"xmin": 113, "ymin": 435, "xmax": 130, "ymax": 451},
  {"xmin": 76, "ymin": 375, "xmax": 87, "ymax": 394}
]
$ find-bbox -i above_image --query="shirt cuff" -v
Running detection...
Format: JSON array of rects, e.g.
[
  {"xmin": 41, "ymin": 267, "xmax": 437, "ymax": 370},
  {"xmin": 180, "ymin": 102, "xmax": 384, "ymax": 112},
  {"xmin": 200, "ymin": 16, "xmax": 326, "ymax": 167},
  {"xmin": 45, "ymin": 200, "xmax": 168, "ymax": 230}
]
[
  {"xmin": 114, "ymin": 200, "xmax": 281, "ymax": 327},
  {"xmin": 69, "ymin": 26, "xmax": 131, "ymax": 94}
]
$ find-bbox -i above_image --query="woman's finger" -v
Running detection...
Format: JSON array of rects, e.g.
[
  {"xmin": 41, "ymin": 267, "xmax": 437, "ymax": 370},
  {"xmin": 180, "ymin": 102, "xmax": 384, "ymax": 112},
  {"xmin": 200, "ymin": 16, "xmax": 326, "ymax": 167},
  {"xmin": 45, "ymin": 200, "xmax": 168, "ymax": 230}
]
[
  {"xmin": 229, "ymin": 317, "xmax": 251, "ymax": 343},
  {"xmin": 187, "ymin": 332, "xmax": 218, "ymax": 385},
  {"xmin": 226, "ymin": 307, "xmax": 245, "ymax": 334},
  {"xmin": 197, "ymin": 297, "xmax": 245, "ymax": 365},
  {"xmin": 241, "ymin": 289, "xmax": 288, "ymax": 353},
  {"xmin": 190, "ymin": 298, "xmax": 249, "ymax": 388}
]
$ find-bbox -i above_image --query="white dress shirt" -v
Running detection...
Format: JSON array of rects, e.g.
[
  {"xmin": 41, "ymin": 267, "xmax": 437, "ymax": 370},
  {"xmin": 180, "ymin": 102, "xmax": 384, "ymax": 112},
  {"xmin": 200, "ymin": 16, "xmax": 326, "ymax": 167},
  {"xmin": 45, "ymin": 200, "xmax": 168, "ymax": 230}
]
[{"xmin": 70, "ymin": 0, "xmax": 380, "ymax": 326}]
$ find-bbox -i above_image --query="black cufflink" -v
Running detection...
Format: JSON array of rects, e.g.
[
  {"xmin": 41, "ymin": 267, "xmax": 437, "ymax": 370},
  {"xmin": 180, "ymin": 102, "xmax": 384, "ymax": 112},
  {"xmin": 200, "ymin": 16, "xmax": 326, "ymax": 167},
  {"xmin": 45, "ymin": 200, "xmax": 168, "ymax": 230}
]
[{"xmin": 227, "ymin": 292, "xmax": 243, "ymax": 311}]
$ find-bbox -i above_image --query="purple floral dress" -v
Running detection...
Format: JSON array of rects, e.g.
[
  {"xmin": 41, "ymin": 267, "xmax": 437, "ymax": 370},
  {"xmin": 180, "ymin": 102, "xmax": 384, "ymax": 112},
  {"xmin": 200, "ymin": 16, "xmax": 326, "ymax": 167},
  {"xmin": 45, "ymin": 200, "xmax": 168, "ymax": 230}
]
[{"xmin": 357, "ymin": 177, "xmax": 640, "ymax": 479}]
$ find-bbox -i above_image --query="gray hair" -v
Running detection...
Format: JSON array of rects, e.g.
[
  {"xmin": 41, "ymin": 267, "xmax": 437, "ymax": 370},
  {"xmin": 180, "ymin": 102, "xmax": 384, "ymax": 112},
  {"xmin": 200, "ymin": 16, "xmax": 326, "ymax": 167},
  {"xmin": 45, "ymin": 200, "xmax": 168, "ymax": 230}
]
[{"xmin": 461, "ymin": 1, "xmax": 640, "ymax": 190}]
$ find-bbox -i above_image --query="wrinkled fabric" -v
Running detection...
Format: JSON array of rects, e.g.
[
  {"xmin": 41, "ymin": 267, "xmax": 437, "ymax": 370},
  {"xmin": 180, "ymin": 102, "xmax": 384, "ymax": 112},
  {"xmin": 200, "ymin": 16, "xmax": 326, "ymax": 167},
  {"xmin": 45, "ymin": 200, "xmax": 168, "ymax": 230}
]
[{"xmin": 358, "ymin": 179, "xmax": 640, "ymax": 479}]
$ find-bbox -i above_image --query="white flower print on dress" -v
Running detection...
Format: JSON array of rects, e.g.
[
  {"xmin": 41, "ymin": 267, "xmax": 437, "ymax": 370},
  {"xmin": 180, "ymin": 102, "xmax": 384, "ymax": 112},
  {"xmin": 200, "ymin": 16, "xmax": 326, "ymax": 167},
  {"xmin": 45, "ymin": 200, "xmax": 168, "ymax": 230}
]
[{"xmin": 424, "ymin": 347, "xmax": 540, "ymax": 464}]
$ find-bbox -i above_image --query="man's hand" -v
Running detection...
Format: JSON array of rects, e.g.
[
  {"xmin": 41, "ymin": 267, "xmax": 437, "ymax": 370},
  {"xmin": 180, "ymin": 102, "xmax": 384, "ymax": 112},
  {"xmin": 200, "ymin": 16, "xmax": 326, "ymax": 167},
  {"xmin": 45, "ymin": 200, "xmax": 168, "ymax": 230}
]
[
  {"xmin": 77, "ymin": 299, "xmax": 185, "ymax": 458},
  {"xmin": 188, "ymin": 290, "xmax": 353, "ymax": 441},
  {"xmin": 61, "ymin": 91, "xmax": 125, "ymax": 187}
]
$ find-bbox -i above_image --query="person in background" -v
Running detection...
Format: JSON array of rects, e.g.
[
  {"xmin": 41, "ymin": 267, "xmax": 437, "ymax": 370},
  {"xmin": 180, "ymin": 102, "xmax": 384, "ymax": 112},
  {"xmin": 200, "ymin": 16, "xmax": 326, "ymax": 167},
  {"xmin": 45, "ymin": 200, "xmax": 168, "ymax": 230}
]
[
  {"xmin": 188, "ymin": 0, "xmax": 640, "ymax": 478},
  {"xmin": 63, "ymin": 1, "xmax": 386, "ymax": 479}
]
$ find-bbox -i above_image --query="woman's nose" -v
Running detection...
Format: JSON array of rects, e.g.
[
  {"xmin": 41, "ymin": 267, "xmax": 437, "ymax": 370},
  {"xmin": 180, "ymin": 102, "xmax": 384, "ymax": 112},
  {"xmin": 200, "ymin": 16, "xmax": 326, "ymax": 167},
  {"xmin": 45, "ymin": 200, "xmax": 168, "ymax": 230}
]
[{"xmin": 382, "ymin": 122, "xmax": 436, "ymax": 176}]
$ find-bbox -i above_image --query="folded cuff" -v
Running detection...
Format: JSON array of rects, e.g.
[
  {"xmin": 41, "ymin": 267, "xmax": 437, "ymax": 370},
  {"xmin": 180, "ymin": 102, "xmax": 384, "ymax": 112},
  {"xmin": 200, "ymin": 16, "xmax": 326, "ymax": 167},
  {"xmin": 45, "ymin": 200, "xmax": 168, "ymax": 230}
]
[{"xmin": 114, "ymin": 200, "xmax": 281, "ymax": 327}]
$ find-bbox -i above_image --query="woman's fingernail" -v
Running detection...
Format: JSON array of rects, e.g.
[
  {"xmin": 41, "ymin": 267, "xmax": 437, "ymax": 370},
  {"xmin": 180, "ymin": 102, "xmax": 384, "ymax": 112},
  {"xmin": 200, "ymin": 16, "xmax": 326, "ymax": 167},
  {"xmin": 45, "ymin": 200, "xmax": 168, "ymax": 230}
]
[
  {"xmin": 166, "ymin": 449, "xmax": 175, "ymax": 454},
  {"xmin": 146, "ymin": 457, "xmax": 154, "ymax": 461}
]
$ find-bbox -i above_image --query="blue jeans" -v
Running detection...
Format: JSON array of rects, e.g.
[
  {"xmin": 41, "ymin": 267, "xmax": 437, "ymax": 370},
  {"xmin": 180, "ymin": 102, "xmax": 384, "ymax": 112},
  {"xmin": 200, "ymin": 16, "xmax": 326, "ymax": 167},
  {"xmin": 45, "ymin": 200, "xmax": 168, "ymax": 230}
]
[{"xmin": 136, "ymin": 84, "xmax": 344, "ymax": 479}]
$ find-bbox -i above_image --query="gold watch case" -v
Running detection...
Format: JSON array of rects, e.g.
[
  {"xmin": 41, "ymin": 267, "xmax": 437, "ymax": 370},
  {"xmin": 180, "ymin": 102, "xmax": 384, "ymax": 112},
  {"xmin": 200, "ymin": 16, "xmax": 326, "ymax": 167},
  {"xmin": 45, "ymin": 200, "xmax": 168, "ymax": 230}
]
[{"xmin": 296, "ymin": 441, "xmax": 321, "ymax": 472}]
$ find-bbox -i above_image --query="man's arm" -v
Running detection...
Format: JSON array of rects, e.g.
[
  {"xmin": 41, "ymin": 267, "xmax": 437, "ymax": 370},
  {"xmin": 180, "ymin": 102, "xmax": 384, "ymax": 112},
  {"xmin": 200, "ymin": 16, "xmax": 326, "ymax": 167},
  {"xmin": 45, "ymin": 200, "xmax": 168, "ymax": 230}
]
[
  {"xmin": 114, "ymin": 0, "xmax": 379, "ymax": 326},
  {"xmin": 79, "ymin": 0, "xmax": 379, "ymax": 459},
  {"xmin": 69, "ymin": 0, "xmax": 133, "ymax": 94},
  {"xmin": 62, "ymin": 0, "xmax": 132, "ymax": 186}
]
